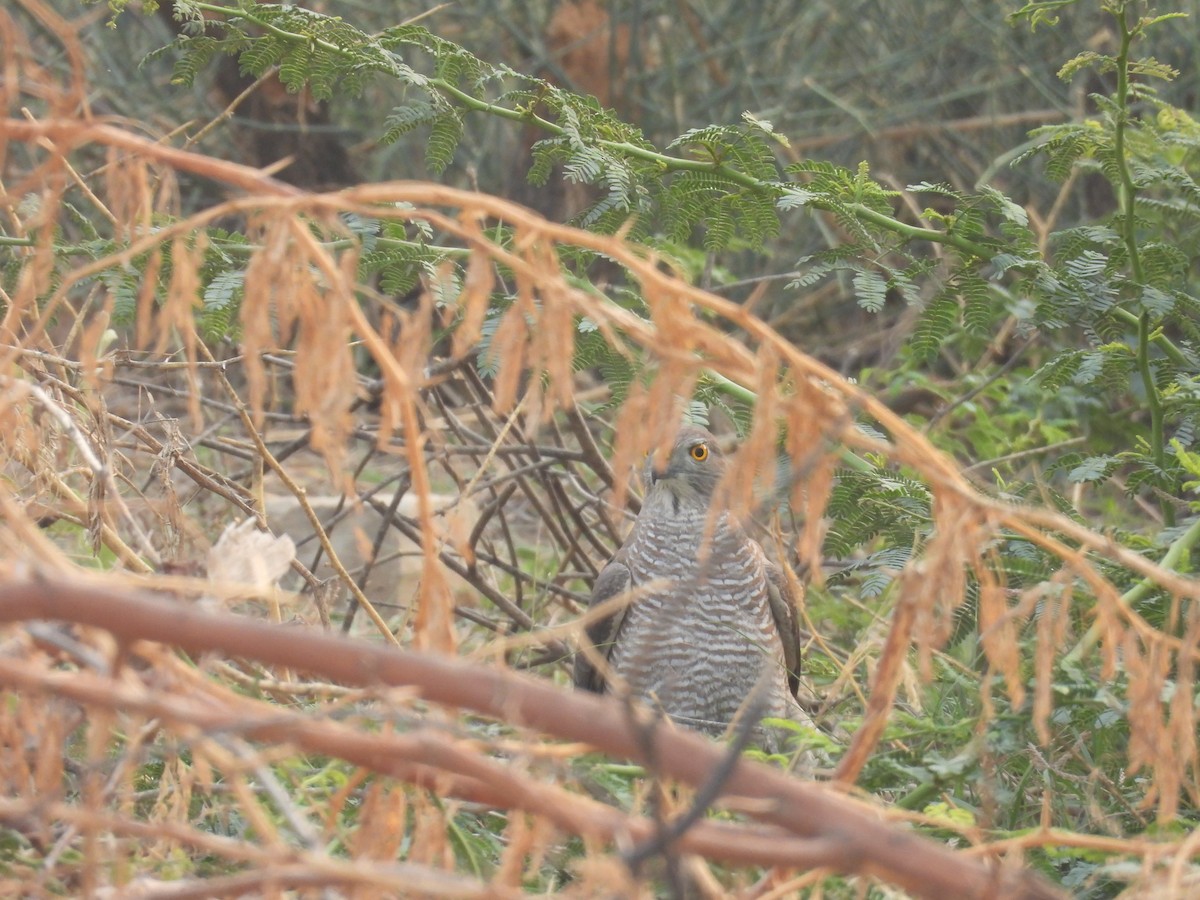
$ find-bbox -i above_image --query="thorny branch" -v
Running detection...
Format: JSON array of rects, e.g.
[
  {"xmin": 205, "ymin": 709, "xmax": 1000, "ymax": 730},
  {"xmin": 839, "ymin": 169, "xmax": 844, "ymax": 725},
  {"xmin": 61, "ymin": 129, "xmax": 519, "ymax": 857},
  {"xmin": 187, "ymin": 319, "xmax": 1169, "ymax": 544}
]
[
  {"xmin": 0, "ymin": 575, "xmax": 1062, "ymax": 900},
  {"xmin": 3, "ymin": 94, "xmax": 1200, "ymax": 895}
]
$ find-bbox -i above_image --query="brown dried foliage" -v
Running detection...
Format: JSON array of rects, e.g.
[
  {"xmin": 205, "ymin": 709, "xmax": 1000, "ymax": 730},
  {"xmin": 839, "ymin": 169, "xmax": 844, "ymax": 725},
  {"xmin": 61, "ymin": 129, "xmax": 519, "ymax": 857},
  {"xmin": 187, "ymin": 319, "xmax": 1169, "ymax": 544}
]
[
  {"xmin": 1, "ymin": 3, "xmax": 1199, "ymax": 897},
  {"xmin": 545, "ymin": 0, "xmax": 633, "ymax": 110}
]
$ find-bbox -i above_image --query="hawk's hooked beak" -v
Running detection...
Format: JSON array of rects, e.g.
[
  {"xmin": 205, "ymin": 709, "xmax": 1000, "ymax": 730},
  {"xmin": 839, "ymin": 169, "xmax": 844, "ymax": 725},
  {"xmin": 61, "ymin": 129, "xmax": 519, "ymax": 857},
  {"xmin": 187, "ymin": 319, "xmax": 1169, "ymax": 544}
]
[{"xmin": 646, "ymin": 449, "xmax": 672, "ymax": 485}]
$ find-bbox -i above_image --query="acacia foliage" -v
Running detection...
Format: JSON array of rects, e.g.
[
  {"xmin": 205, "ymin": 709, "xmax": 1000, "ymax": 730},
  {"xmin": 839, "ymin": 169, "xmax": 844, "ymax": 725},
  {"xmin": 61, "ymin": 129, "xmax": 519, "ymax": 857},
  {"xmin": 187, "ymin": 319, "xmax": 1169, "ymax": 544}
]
[{"xmin": 1, "ymin": 0, "xmax": 1200, "ymax": 895}]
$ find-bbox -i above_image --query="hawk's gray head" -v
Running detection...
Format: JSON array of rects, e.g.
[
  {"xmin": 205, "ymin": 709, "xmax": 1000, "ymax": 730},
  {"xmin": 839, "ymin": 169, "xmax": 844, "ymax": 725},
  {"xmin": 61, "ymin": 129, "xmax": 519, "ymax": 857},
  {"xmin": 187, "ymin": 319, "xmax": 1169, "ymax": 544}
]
[{"xmin": 643, "ymin": 425, "xmax": 725, "ymax": 508}]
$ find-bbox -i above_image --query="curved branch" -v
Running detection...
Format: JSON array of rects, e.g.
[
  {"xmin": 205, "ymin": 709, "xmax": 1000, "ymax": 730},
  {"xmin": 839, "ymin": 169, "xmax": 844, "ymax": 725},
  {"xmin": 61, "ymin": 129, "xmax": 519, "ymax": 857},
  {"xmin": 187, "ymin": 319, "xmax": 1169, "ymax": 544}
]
[{"xmin": 0, "ymin": 575, "xmax": 1062, "ymax": 900}]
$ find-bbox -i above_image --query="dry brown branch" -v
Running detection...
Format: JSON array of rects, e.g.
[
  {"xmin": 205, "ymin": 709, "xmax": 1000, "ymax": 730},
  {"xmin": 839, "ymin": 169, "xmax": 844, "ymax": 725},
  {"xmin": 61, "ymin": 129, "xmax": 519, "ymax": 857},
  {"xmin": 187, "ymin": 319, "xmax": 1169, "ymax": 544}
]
[
  {"xmin": 0, "ymin": 574, "xmax": 1062, "ymax": 900},
  {"xmin": 0, "ymin": 642, "xmax": 846, "ymax": 873},
  {"xmin": 0, "ymin": 120, "xmax": 1168, "ymax": 575},
  {"xmin": 5, "ymin": 14, "xmax": 1200, "ymax": 889},
  {"xmin": 3, "ymin": 119, "xmax": 303, "ymax": 199},
  {"xmin": 0, "ymin": 798, "xmax": 510, "ymax": 898},
  {"xmin": 4, "ymin": 113, "xmax": 1200, "ymax": 794}
]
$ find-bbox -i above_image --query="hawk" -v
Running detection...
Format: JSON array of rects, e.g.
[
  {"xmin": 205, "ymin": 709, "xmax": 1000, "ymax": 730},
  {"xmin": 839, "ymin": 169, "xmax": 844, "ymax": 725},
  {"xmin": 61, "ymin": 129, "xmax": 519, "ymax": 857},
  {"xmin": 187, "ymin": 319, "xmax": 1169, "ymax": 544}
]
[{"xmin": 574, "ymin": 426, "xmax": 805, "ymax": 745}]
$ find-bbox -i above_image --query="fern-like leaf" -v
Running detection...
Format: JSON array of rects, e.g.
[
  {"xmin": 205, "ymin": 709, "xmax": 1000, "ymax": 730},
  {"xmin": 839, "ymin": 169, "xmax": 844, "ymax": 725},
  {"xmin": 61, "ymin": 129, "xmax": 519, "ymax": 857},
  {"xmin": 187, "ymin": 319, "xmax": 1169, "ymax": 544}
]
[
  {"xmin": 911, "ymin": 293, "xmax": 959, "ymax": 363},
  {"xmin": 425, "ymin": 110, "xmax": 463, "ymax": 175}
]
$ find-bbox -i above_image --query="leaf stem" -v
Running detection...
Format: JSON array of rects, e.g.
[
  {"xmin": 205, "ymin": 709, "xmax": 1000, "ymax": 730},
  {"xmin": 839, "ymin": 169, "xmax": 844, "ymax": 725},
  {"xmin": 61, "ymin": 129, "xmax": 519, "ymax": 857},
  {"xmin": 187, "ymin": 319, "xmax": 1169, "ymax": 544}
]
[
  {"xmin": 1062, "ymin": 513, "xmax": 1200, "ymax": 666},
  {"xmin": 703, "ymin": 370, "xmax": 876, "ymax": 473},
  {"xmin": 1111, "ymin": 6, "xmax": 1173, "ymax": 525},
  {"xmin": 173, "ymin": 0, "xmax": 1198, "ymax": 397},
  {"xmin": 186, "ymin": 1, "xmax": 1002, "ymax": 262}
]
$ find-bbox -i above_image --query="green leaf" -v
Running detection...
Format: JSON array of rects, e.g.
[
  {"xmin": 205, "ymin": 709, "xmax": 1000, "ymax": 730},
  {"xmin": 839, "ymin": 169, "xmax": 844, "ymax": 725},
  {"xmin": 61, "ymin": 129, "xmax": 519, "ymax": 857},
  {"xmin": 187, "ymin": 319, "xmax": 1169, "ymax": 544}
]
[
  {"xmin": 381, "ymin": 102, "xmax": 442, "ymax": 145},
  {"xmin": 911, "ymin": 294, "xmax": 959, "ymax": 363},
  {"xmin": 852, "ymin": 270, "xmax": 888, "ymax": 313},
  {"xmin": 203, "ymin": 269, "xmax": 243, "ymax": 312},
  {"xmin": 426, "ymin": 110, "xmax": 464, "ymax": 175},
  {"xmin": 1068, "ymin": 456, "xmax": 1117, "ymax": 484}
]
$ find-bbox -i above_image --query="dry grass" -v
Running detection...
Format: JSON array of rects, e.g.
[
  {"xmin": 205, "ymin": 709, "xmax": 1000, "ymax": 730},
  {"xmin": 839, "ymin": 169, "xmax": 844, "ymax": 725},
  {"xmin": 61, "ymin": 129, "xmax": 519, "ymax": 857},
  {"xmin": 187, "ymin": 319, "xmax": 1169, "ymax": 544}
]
[{"xmin": 2, "ymin": 2, "xmax": 1200, "ymax": 897}]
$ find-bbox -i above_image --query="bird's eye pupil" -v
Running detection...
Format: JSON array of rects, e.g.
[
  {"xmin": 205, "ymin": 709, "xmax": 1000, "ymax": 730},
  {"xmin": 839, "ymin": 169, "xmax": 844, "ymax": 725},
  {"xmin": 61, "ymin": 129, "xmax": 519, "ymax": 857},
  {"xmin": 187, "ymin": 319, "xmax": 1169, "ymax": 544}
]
[{"xmin": 691, "ymin": 443, "xmax": 708, "ymax": 461}]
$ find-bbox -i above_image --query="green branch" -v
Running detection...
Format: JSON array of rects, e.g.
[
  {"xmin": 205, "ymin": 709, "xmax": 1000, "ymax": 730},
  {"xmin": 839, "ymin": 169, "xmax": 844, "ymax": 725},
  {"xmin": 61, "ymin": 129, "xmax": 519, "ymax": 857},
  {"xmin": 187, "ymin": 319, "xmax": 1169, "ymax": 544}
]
[
  {"xmin": 843, "ymin": 202, "xmax": 994, "ymax": 260},
  {"xmin": 1111, "ymin": 307, "xmax": 1191, "ymax": 369},
  {"xmin": 176, "ymin": 0, "xmax": 1199, "ymax": 398},
  {"xmin": 174, "ymin": 0, "xmax": 1198, "ymax": 398},
  {"xmin": 186, "ymin": 1, "xmax": 1000, "ymax": 261},
  {"xmin": 1062, "ymin": 513, "xmax": 1200, "ymax": 667},
  {"xmin": 1110, "ymin": 6, "xmax": 1173, "ymax": 525}
]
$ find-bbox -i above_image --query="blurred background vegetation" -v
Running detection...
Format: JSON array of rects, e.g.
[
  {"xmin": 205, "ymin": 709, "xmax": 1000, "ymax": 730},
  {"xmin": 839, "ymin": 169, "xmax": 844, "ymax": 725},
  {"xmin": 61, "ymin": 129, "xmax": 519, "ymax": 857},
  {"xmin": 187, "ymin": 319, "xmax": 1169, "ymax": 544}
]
[
  {"xmin": 46, "ymin": 0, "xmax": 1197, "ymax": 452},
  {"xmin": 64, "ymin": 0, "xmax": 1194, "ymax": 351},
  {"xmin": 6, "ymin": 0, "xmax": 1200, "ymax": 895}
]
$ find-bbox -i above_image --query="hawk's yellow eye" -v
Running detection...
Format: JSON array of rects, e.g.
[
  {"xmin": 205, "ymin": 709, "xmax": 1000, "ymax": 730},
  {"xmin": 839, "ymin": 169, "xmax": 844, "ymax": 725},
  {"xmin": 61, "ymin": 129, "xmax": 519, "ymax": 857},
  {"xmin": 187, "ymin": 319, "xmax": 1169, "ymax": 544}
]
[{"xmin": 690, "ymin": 443, "xmax": 709, "ymax": 461}]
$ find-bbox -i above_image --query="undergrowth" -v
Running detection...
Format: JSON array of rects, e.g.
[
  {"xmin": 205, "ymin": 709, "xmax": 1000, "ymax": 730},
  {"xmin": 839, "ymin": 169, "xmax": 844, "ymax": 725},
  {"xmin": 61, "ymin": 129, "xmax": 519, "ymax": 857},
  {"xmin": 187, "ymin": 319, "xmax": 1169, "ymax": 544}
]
[{"xmin": 1, "ymin": 0, "xmax": 1199, "ymax": 895}]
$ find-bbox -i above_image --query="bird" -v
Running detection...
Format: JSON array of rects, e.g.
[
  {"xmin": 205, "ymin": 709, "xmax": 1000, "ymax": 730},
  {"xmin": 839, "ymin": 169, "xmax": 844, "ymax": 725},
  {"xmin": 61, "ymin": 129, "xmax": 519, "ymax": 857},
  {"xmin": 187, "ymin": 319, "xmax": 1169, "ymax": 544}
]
[{"xmin": 574, "ymin": 425, "xmax": 806, "ymax": 747}]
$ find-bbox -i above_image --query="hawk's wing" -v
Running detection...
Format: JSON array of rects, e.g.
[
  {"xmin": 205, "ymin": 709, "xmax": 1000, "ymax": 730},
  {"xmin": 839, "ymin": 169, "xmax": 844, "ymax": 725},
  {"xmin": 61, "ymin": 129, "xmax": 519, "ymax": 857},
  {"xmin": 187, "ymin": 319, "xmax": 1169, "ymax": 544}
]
[
  {"xmin": 765, "ymin": 560, "xmax": 804, "ymax": 699},
  {"xmin": 573, "ymin": 555, "xmax": 633, "ymax": 694}
]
